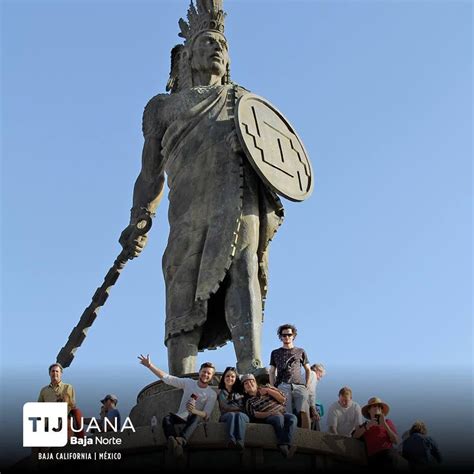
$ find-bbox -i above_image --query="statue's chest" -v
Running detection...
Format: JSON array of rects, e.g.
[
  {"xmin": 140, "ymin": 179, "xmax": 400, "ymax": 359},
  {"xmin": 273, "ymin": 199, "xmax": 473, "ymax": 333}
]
[{"xmin": 163, "ymin": 86, "xmax": 237, "ymax": 125}]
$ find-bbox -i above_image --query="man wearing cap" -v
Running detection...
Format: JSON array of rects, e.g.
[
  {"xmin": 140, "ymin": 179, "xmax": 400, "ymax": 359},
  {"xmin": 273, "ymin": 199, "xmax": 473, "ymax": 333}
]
[
  {"xmin": 326, "ymin": 387, "xmax": 363, "ymax": 437},
  {"xmin": 100, "ymin": 394, "xmax": 121, "ymax": 431},
  {"xmin": 242, "ymin": 373, "xmax": 297, "ymax": 459},
  {"xmin": 353, "ymin": 396, "xmax": 400, "ymax": 468},
  {"xmin": 38, "ymin": 363, "xmax": 75, "ymax": 404},
  {"xmin": 138, "ymin": 354, "xmax": 217, "ymax": 458}
]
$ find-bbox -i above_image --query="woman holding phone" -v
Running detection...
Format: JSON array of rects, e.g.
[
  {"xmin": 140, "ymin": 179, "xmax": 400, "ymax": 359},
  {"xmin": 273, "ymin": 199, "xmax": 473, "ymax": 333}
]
[{"xmin": 353, "ymin": 396, "xmax": 401, "ymax": 468}]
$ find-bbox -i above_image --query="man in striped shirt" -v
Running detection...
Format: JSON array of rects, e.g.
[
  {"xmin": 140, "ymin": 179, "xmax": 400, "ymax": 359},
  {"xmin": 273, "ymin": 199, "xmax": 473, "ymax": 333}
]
[{"xmin": 242, "ymin": 374, "xmax": 297, "ymax": 458}]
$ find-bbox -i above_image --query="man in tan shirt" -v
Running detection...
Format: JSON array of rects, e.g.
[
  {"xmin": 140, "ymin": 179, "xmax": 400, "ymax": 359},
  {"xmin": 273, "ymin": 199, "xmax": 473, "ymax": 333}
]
[{"xmin": 38, "ymin": 363, "xmax": 75, "ymax": 404}]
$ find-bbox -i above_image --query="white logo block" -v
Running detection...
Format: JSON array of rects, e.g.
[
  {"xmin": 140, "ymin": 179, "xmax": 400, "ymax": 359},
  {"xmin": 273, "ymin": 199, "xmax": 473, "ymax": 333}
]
[{"xmin": 23, "ymin": 402, "xmax": 68, "ymax": 447}]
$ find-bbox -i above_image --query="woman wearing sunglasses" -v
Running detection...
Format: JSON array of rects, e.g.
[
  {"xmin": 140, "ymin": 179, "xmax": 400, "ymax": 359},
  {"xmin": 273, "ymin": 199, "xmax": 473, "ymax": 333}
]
[{"xmin": 217, "ymin": 367, "xmax": 249, "ymax": 450}]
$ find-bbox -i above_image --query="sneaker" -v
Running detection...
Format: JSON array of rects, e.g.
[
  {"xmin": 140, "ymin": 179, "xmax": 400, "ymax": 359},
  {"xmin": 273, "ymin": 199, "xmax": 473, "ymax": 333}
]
[
  {"xmin": 168, "ymin": 436, "xmax": 184, "ymax": 459},
  {"xmin": 167, "ymin": 436, "xmax": 178, "ymax": 454},
  {"xmin": 287, "ymin": 445, "xmax": 297, "ymax": 459},
  {"xmin": 278, "ymin": 444, "xmax": 290, "ymax": 458},
  {"xmin": 174, "ymin": 443, "xmax": 184, "ymax": 459},
  {"xmin": 174, "ymin": 436, "xmax": 186, "ymax": 459}
]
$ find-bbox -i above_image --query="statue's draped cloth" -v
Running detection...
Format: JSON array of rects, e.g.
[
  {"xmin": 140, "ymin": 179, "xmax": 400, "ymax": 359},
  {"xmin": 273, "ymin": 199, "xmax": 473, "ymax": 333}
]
[{"xmin": 143, "ymin": 84, "xmax": 284, "ymax": 350}]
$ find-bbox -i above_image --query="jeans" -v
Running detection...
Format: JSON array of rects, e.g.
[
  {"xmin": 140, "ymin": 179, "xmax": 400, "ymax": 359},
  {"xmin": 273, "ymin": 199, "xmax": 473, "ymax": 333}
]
[
  {"xmin": 278, "ymin": 383, "xmax": 310, "ymax": 413},
  {"xmin": 264, "ymin": 413, "xmax": 297, "ymax": 446},
  {"xmin": 219, "ymin": 412, "xmax": 250, "ymax": 443},
  {"xmin": 162, "ymin": 413, "xmax": 200, "ymax": 443},
  {"xmin": 311, "ymin": 418, "xmax": 321, "ymax": 431}
]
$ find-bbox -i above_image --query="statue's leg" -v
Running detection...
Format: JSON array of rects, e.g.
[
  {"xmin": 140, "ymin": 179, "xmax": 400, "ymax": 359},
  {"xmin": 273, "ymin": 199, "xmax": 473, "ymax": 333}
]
[
  {"xmin": 166, "ymin": 327, "xmax": 202, "ymax": 376},
  {"xmin": 225, "ymin": 180, "xmax": 262, "ymax": 373}
]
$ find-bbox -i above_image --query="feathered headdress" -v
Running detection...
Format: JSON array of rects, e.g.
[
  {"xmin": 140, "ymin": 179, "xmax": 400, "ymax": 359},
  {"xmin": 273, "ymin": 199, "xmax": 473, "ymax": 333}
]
[
  {"xmin": 178, "ymin": 0, "xmax": 226, "ymax": 44},
  {"xmin": 166, "ymin": 0, "xmax": 229, "ymax": 93}
]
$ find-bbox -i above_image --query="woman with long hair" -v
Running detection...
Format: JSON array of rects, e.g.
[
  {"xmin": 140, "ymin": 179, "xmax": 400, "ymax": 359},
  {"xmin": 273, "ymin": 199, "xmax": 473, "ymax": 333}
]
[{"xmin": 218, "ymin": 366, "xmax": 249, "ymax": 450}]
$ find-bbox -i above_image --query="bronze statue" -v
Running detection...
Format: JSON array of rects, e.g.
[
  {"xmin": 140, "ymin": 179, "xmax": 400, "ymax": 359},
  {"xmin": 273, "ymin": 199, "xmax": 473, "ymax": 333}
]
[{"xmin": 119, "ymin": 0, "xmax": 312, "ymax": 375}]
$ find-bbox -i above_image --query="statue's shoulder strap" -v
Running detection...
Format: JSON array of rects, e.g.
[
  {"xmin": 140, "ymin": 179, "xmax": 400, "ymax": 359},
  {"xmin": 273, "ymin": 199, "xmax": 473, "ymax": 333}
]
[
  {"xmin": 231, "ymin": 83, "xmax": 251, "ymax": 100},
  {"xmin": 142, "ymin": 93, "xmax": 170, "ymax": 139}
]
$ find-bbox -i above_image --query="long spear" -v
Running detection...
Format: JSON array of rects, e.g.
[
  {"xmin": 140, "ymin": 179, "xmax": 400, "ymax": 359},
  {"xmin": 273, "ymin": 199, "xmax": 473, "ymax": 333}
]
[{"xmin": 56, "ymin": 217, "xmax": 152, "ymax": 368}]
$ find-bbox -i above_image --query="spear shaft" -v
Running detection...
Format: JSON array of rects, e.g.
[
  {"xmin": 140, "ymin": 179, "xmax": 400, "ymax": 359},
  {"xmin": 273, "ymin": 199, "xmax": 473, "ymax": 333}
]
[{"xmin": 56, "ymin": 217, "xmax": 152, "ymax": 368}]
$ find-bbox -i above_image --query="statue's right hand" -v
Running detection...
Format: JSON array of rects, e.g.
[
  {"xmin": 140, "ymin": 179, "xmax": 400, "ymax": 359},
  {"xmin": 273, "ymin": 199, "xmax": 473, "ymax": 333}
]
[{"xmin": 119, "ymin": 224, "xmax": 148, "ymax": 259}]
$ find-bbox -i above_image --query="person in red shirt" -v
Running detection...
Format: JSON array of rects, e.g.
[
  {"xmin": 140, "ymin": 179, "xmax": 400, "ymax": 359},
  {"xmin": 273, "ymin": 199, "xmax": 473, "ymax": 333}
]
[{"xmin": 353, "ymin": 396, "xmax": 400, "ymax": 468}]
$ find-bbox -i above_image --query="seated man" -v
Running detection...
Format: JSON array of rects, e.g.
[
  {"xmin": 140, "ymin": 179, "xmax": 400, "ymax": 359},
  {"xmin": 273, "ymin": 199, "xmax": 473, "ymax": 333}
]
[
  {"xmin": 326, "ymin": 386, "xmax": 363, "ymax": 437},
  {"xmin": 138, "ymin": 354, "xmax": 217, "ymax": 458},
  {"xmin": 242, "ymin": 373, "xmax": 297, "ymax": 459}
]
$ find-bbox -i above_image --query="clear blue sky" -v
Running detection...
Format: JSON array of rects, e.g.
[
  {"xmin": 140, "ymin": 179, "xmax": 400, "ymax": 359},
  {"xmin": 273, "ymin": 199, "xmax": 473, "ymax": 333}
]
[{"xmin": 1, "ymin": 0, "xmax": 472, "ymax": 465}]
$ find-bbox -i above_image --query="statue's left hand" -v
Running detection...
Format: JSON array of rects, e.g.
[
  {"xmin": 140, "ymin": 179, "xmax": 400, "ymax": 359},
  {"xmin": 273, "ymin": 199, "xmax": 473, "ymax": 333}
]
[{"xmin": 226, "ymin": 130, "xmax": 244, "ymax": 154}]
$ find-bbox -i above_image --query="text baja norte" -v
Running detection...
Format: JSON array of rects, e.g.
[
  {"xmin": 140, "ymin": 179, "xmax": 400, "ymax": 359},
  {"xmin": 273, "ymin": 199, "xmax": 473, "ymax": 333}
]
[{"xmin": 70, "ymin": 436, "xmax": 122, "ymax": 445}]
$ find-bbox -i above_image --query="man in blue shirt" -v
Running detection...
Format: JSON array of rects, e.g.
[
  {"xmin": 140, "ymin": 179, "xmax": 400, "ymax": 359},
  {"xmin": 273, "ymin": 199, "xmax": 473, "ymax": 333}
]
[{"xmin": 100, "ymin": 394, "xmax": 121, "ymax": 431}]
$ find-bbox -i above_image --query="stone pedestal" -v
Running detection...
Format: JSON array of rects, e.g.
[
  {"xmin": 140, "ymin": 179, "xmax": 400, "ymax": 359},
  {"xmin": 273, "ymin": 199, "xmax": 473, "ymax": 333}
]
[
  {"xmin": 128, "ymin": 375, "xmax": 368, "ymax": 470},
  {"xmin": 14, "ymin": 377, "xmax": 369, "ymax": 472}
]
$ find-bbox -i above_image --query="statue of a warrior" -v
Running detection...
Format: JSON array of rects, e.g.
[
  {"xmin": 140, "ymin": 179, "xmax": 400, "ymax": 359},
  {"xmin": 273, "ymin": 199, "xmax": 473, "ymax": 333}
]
[{"xmin": 119, "ymin": 0, "xmax": 311, "ymax": 375}]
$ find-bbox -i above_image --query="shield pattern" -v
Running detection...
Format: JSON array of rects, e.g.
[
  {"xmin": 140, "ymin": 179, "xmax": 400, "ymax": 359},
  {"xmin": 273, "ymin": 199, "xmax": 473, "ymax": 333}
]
[{"xmin": 235, "ymin": 94, "xmax": 313, "ymax": 202}]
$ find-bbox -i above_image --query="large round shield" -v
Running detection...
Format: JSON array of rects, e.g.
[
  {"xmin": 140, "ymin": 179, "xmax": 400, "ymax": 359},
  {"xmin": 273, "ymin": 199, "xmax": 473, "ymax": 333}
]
[{"xmin": 235, "ymin": 93, "xmax": 313, "ymax": 202}]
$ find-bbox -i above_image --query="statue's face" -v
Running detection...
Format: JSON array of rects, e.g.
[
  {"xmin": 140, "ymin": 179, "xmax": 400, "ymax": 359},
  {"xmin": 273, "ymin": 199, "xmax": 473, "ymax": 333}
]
[{"xmin": 191, "ymin": 31, "xmax": 229, "ymax": 78}]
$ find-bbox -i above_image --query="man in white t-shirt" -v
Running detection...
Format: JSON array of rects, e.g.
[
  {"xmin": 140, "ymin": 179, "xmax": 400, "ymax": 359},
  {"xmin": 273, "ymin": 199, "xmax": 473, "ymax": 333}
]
[
  {"xmin": 138, "ymin": 354, "xmax": 217, "ymax": 458},
  {"xmin": 326, "ymin": 386, "xmax": 363, "ymax": 437}
]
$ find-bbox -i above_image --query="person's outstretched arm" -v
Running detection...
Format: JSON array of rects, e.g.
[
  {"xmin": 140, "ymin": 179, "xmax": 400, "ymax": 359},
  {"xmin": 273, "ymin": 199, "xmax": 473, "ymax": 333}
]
[{"xmin": 138, "ymin": 354, "xmax": 167, "ymax": 379}]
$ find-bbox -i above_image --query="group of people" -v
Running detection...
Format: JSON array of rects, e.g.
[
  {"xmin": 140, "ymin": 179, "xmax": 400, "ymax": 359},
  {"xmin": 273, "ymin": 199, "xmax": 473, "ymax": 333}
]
[
  {"xmin": 37, "ymin": 324, "xmax": 442, "ymax": 468},
  {"xmin": 37, "ymin": 363, "xmax": 121, "ymax": 436},
  {"xmin": 138, "ymin": 323, "xmax": 325, "ymax": 459},
  {"xmin": 138, "ymin": 323, "xmax": 442, "ymax": 468},
  {"xmin": 139, "ymin": 356, "xmax": 301, "ymax": 459},
  {"xmin": 321, "ymin": 386, "xmax": 442, "ymax": 469}
]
